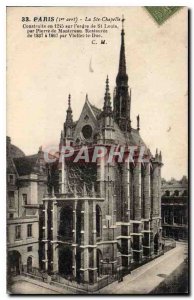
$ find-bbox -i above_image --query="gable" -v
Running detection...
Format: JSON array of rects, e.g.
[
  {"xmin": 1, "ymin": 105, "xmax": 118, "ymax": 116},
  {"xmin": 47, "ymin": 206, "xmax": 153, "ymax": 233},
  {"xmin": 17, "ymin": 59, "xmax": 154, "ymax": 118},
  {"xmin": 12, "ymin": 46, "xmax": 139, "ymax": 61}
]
[
  {"xmin": 13, "ymin": 154, "xmax": 39, "ymax": 176},
  {"xmin": 13, "ymin": 150, "xmax": 47, "ymax": 176},
  {"xmin": 7, "ymin": 156, "xmax": 18, "ymax": 176},
  {"xmin": 73, "ymin": 99, "xmax": 100, "ymax": 143}
]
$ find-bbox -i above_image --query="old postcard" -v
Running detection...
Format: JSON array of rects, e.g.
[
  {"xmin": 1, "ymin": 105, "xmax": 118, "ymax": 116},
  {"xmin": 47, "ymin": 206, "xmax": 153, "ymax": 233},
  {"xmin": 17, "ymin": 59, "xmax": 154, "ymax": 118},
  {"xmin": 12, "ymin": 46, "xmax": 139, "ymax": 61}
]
[{"xmin": 6, "ymin": 6, "xmax": 188, "ymax": 294}]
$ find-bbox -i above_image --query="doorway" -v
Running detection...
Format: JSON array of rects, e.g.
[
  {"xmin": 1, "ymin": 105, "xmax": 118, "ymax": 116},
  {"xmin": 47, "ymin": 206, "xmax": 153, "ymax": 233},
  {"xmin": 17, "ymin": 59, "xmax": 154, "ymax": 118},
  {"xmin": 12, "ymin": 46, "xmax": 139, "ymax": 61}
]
[
  {"xmin": 8, "ymin": 250, "xmax": 21, "ymax": 275},
  {"xmin": 27, "ymin": 256, "xmax": 33, "ymax": 273},
  {"xmin": 58, "ymin": 246, "xmax": 73, "ymax": 278},
  {"xmin": 97, "ymin": 249, "xmax": 103, "ymax": 277}
]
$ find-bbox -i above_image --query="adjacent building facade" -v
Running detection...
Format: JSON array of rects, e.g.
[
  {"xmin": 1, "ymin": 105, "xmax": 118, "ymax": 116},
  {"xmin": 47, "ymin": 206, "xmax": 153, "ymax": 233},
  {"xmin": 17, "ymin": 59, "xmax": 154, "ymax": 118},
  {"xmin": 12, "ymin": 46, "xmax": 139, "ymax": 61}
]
[
  {"xmin": 7, "ymin": 136, "xmax": 47, "ymax": 276},
  {"xmin": 161, "ymin": 176, "xmax": 188, "ymax": 240},
  {"xmin": 41, "ymin": 22, "xmax": 163, "ymax": 285}
]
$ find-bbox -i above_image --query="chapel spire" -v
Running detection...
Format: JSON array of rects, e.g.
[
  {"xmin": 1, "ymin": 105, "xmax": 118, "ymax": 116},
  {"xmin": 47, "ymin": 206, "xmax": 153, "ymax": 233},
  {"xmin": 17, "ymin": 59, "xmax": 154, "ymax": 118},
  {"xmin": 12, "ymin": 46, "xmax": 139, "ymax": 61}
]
[
  {"xmin": 103, "ymin": 76, "xmax": 112, "ymax": 115},
  {"xmin": 66, "ymin": 94, "xmax": 73, "ymax": 125},
  {"xmin": 114, "ymin": 16, "xmax": 131, "ymax": 132},
  {"xmin": 116, "ymin": 15, "xmax": 128, "ymax": 87},
  {"xmin": 64, "ymin": 94, "xmax": 74, "ymax": 140}
]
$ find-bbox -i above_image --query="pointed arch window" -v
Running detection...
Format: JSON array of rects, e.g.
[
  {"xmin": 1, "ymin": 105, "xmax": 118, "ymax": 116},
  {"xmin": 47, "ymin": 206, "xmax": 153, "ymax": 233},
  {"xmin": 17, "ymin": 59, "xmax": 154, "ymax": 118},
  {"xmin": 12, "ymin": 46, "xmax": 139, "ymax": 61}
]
[{"xmin": 96, "ymin": 205, "xmax": 102, "ymax": 238}]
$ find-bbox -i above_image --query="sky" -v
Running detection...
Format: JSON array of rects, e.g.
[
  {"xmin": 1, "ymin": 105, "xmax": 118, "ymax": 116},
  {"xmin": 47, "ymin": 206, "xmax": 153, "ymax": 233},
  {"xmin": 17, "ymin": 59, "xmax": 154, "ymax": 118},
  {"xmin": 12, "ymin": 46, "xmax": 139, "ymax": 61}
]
[{"xmin": 7, "ymin": 7, "xmax": 188, "ymax": 180}]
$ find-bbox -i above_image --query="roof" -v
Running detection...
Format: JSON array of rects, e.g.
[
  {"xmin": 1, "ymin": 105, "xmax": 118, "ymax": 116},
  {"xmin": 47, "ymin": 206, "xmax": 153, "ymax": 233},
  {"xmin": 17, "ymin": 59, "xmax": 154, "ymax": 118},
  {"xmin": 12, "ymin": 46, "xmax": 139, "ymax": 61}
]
[
  {"xmin": 73, "ymin": 100, "xmax": 147, "ymax": 148},
  {"xmin": 10, "ymin": 144, "xmax": 25, "ymax": 158},
  {"xmin": 105, "ymin": 121, "xmax": 147, "ymax": 148},
  {"xmin": 129, "ymin": 128, "xmax": 147, "ymax": 147},
  {"xmin": 88, "ymin": 103, "xmax": 147, "ymax": 147},
  {"xmin": 73, "ymin": 121, "xmax": 78, "ymax": 127},
  {"xmin": 113, "ymin": 122, "xmax": 126, "ymax": 144},
  {"xmin": 161, "ymin": 177, "xmax": 188, "ymax": 190},
  {"xmin": 89, "ymin": 103, "xmax": 102, "ymax": 118},
  {"xmin": 13, "ymin": 154, "xmax": 38, "ymax": 176},
  {"xmin": 7, "ymin": 136, "xmax": 25, "ymax": 158}
]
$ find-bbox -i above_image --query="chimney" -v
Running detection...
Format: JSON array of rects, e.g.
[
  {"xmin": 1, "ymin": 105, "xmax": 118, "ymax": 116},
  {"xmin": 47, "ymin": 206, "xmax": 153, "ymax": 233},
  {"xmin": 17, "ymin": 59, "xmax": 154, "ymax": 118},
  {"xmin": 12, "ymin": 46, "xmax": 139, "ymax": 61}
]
[{"xmin": 6, "ymin": 136, "xmax": 11, "ymax": 156}]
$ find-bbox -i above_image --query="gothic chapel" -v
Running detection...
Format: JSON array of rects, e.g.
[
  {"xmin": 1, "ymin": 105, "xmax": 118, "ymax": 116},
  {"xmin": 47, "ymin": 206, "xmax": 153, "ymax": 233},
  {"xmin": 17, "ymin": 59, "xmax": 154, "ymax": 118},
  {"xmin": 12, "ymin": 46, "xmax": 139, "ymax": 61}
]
[{"xmin": 41, "ymin": 18, "xmax": 163, "ymax": 285}]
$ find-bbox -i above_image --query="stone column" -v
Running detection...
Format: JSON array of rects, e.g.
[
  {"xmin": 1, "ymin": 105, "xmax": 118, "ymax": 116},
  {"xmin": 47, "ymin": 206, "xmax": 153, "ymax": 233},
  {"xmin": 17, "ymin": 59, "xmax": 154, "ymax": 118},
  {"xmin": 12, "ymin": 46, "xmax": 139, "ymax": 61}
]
[
  {"xmin": 126, "ymin": 162, "xmax": 131, "ymax": 222},
  {"xmin": 92, "ymin": 201, "xmax": 97, "ymax": 245},
  {"xmin": 149, "ymin": 222, "xmax": 154, "ymax": 257},
  {"xmin": 122, "ymin": 162, "xmax": 130, "ymax": 222},
  {"xmin": 130, "ymin": 164, "xmax": 134, "ymax": 220},
  {"xmin": 132, "ymin": 162, "xmax": 142, "ymax": 262},
  {"xmin": 83, "ymin": 200, "xmax": 89, "ymax": 282},
  {"xmin": 133, "ymin": 162, "xmax": 141, "ymax": 221},
  {"xmin": 90, "ymin": 201, "xmax": 97, "ymax": 283},
  {"xmin": 61, "ymin": 153, "xmax": 68, "ymax": 193},
  {"xmin": 44, "ymin": 200, "xmax": 48, "ymax": 271},
  {"xmin": 142, "ymin": 162, "xmax": 151, "ymax": 257},
  {"xmin": 158, "ymin": 166, "xmax": 162, "ymax": 218},
  {"xmin": 52, "ymin": 201, "xmax": 58, "ymax": 273},
  {"xmin": 144, "ymin": 163, "xmax": 151, "ymax": 219},
  {"xmin": 72, "ymin": 200, "xmax": 77, "ymax": 278},
  {"xmin": 61, "ymin": 153, "xmax": 64, "ymax": 193},
  {"xmin": 107, "ymin": 162, "xmax": 115, "ymax": 226},
  {"xmin": 152, "ymin": 163, "xmax": 159, "ymax": 216},
  {"xmin": 97, "ymin": 154, "xmax": 105, "ymax": 198}
]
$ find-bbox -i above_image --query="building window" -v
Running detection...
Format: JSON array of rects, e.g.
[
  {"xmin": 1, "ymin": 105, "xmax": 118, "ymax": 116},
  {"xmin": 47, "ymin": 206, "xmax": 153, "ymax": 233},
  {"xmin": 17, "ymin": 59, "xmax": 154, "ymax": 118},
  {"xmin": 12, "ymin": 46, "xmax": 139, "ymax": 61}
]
[
  {"xmin": 96, "ymin": 205, "xmax": 102, "ymax": 238},
  {"xmin": 165, "ymin": 190, "xmax": 170, "ymax": 196},
  {"xmin": 174, "ymin": 190, "xmax": 179, "ymax": 196},
  {"xmin": 27, "ymin": 246, "xmax": 33, "ymax": 252},
  {"xmin": 27, "ymin": 224, "xmax": 33, "ymax": 237},
  {"xmin": 8, "ymin": 191, "xmax": 15, "ymax": 208},
  {"xmin": 133, "ymin": 224, "xmax": 139, "ymax": 233},
  {"xmin": 58, "ymin": 206, "xmax": 73, "ymax": 242},
  {"xmin": 174, "ymin": 209, "xmax": 181, "ymax": 225},
  {"xmin": 82, "ymin": 125, "xmax": 93, "ymax": 140},
  {"xmin": 15, "ymin": 225, "xmax": 21, "ymax": 240},
  {"xmin": 8, "ymin": 174, "xmax": 15, "ymax": 184},
  {"xmin": 27, "ymin": 256, "xmax": 33, "ymax": 273},
  {"xmin": 9, "ymin": 213, "xmax": 14, "ymax": 219},
  {"xmin": 22, "ymin": 194, "xmax": 28, "ymax": 205}
]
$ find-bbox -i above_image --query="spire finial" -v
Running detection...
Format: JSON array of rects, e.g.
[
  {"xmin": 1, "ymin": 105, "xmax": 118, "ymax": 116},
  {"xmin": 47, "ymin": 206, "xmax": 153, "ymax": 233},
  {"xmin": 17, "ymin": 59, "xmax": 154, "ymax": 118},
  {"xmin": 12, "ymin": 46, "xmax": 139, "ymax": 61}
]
[
  {"xmin": 122, "ymin": 14, "xmax": 125, "ymax": 30},
  {"xmin": 65, "ymin": 94, "xmax": 73, "ymax": 126},
  {"xmin": 103, "ymin": 75, "xmax": 112, "ymax": 114},
  {"xmin": 137, "ymin": 114, "xmax": 140, "ymax": 131},
  {"xmin": 67, "ymin": 94, "xmax": 72, "ymax": 113},
  {"xmin": 85, "ymin": 93, "xmax": 88, "ymax": 102},
  {"xmin": 68, "ymin": 94, "xmax": 71, "ymax": 108},
  {"xmin": 159, "ymin": 150, "xmax": 162, "ymax": 162},
  {"xmin": 106, "ymin": 75, "xmax": 109, "ymax": 90}
]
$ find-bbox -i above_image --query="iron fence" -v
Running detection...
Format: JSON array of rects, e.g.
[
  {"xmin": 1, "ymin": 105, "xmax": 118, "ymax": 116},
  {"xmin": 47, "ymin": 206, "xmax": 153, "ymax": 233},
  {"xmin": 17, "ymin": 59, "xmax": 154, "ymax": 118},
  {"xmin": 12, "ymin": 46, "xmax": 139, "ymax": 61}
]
[
  {"xmin": 21, "ymin": 265, "xmax": 47, "ymax": 282},
  {"xmin": 164, "ymin": 241, "xmax": 176, "ymax": 253}
]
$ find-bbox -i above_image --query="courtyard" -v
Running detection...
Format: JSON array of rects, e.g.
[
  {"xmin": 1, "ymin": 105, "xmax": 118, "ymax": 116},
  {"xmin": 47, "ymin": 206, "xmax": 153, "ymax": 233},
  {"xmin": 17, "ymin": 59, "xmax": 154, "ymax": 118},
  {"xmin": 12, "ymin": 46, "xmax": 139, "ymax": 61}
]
[{"xmin": 8, "ymin": 242, "xmax": 188, "ymax": 295}]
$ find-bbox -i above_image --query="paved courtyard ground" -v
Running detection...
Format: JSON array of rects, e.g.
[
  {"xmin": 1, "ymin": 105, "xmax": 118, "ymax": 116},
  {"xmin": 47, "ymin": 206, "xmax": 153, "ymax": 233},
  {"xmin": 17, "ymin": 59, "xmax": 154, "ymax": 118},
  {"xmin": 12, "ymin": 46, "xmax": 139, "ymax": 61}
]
[
  {"xmin": 8, "ymin": 280, "xmax": 60, "ymax": 294},
  {"xmin": 99, "ymin": 242, "xmax": 188, "ymax": 294},
  {"xmin": 8, "ymin": 242, "xmax": 188, "ymax": 295}
]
